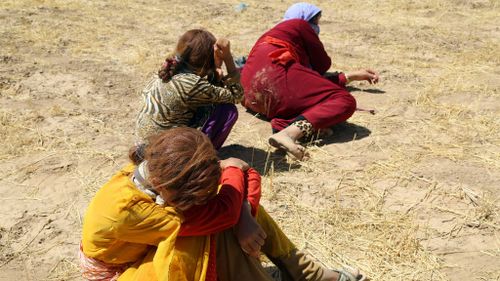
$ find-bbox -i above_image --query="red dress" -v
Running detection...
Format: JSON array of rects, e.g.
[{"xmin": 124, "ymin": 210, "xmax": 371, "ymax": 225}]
[{"xmin": 241, "ymin": 19, "xmax": 356, "ymax": 131}]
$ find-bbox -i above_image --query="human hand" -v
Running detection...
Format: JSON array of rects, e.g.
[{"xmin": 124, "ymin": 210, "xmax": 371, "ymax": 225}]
[
  {"xmin": 235, "ymin": 203, "xmax": 267, "ymax": 258},
  {"xmin": 215, "ymin": 38, "xmax": 239, "ymax": 75},
  {"xmin": 214, "ymin": 46, "xmax": 224, "ymax": 68},
  {"xmin": 220, "ymin": 157, "xmax": 249, "ymax": 171},
  {"xmin": 214, "ymin": 38, "xmax": 233, "ymax": 63},
  {"xmin": 213, "ymin": 67, "xmax": 224, "ymax": 82},
  {"xmin": 215, "ymin": 38, "xmax": 231, "ymax": 57},
  {"xmin": 346, "ymin": 69, "xmax": 379, "ymax": 84}
]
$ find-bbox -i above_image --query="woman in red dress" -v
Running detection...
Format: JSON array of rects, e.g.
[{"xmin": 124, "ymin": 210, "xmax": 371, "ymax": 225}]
[{"xmin": 241, "ymin": 3, "xmax": 379, "ymax": 159}]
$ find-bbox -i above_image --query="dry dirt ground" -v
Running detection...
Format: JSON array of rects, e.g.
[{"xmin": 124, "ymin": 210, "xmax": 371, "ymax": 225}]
[{"xmin": 0, "ymin": 0, "xmax": 499, "ymax": 280}]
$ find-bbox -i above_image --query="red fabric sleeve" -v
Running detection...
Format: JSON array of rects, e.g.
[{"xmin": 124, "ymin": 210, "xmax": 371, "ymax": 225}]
[
  {"xmin": 245, "ymin": 168, "xmax": 261, "ymax": 216},
  {"xmin": 299, "ymin": 21, "xmax": 332, "ymax": 74},
  {"xmin": 338, "ymin": 72, "xmax": 347, "ymax": 87},
  {"xmin": 178, "ymin": 166, "xmax": 245, "ymax": 236}
]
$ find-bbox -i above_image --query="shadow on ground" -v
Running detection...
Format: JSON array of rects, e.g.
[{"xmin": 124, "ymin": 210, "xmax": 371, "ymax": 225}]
[
  {"xmin": 306, "ymin": 122, "xmax": 372, "ymax": 145},
  {"xmin": 347, "ymin": 85, "xmax": 386, "ymax": 94},
  {"xmin": 220, "ymin": 122, "xmax": 370, "ymax": 173},
  {"xmin": 219, "ymin": 144, "xmax": 301, "ymax": 174}
]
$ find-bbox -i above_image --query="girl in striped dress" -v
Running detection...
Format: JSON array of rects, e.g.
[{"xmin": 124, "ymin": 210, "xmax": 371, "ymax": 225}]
[{"xmin": 136, "ymin": 29, "xmax": 242, "ymax": 149}]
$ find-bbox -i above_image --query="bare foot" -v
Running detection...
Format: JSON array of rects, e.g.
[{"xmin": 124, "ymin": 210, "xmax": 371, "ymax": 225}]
[
  {"xmin": 269, "ymin": 131, "xmax": 306, "ymax": 160},
  {"xmin": 321, "ymin": 269, "xmax": 340, "ymax": 281},
  {"xmin": 331, "ymin": 266, "xmax": 366, "ymax": 281},
  {"xmin": 317, "ymin": 265, "xmax": 367, "ymax": 281}
]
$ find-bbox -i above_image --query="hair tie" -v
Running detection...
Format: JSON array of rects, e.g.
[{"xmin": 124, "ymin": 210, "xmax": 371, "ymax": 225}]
[
  {"xmin": 163, "ymin": 57, "xmax": 178, "ymax": 69},
  {"xmin": 159, "ymin": 57, "xmax": 180, "ymax": 82}
]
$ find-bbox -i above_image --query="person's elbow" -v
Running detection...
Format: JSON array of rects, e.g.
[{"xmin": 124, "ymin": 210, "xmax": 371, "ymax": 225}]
[
  {"xmin": 226, "ymin": 209, "xmax": 241, "ymax": 226},
  {"xmin": 217, "ymin": 192, "xmax": 244, "ymax": 227},
  {"xmin": 322, "ymin": 57, "xmax": 332, "ymax": 73}
]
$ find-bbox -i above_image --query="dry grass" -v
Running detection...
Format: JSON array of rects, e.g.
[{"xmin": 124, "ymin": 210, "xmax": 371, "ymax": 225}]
[{"xmin": 1, "ymin": 0, "xmax": 499, "ymax": 280}]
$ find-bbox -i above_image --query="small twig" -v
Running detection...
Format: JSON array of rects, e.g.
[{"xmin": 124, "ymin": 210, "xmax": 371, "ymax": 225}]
[{"xmin": 356, "ymin": 107, "xmax": 376, "ymax": 115}]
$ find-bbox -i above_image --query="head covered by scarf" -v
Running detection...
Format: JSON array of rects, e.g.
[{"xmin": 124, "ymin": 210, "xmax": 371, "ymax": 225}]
[
  {"xmin": 283, "ymin": 2, "xmax": 322, "ymax": 34},
  {"xmin": 284, "ymin": 2, "xmax": 321, "ymax": 21}
]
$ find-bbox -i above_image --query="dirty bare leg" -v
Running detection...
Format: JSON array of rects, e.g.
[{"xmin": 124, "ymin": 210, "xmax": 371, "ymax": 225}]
[{"xmin": 268, "ymin": 125, "xmax": 306, "ymax": 160}]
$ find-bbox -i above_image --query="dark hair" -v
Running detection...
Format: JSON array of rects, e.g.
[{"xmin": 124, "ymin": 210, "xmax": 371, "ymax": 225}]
[
  {"xmin": 158, "ymin": 29, "xmax": 217, "ymax": 82},
  {"xmin": 137, "ymin": 127, "xmax": 220, "ymax": 211},
  {"xmin": 129, "ymin": 143, "xmax": 146, "ymax": 165},
  {"xmin": 309, "ymin": 11, "xmax": 322, "ymax": 24}
]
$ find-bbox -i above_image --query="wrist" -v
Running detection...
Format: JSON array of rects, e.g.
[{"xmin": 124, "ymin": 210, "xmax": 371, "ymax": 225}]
[
  {"xmin": 242, "ymin": 200, "xmax": 252, "ymax": 212},
  {"xmin": 237, "ymin": 202, "xmax": 252, "ymax": 223},
  {"xmin": 223, "ymin": 53, "xmax": 234, "ymax": 63},
  {"xmin": 344, "ymin": 72, "xmax": 352, "ymax": 84}
]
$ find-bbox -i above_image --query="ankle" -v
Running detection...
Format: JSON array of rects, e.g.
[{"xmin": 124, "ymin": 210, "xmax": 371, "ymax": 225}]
[{"xmin": 280, "ymin": 125, "xmax": 303, "ymax": 141}]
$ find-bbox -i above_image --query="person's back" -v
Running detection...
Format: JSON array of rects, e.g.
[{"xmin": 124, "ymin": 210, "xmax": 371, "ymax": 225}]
[
  {"xmin": 80, "ymin": 128, "xmax": 246, "ymax": 280},
  {"xmin": 81, "ymin": 164, "xmax": 181, "ymax": 265},
  {"xmin": 241, "ymin": 19, "xmax": 332, "ymax": 118},
  {"xmin": 241, "ymin": 3, "xmax": 379, "ymax": 160},
  {"xmin": 256, "ymin": 19, "xmax": 331, "ymax": 72},
  {"xmin": 135, "ymin": 29, "xmax": 243, "ymax": 149},
  {"xmin": 136, "ymin": 72, "xmax": 241, "ymax": 141}
]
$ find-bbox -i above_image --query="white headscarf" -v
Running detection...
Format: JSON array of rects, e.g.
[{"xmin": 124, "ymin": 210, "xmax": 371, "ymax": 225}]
[{"xmin": 283, "ymin": 2, "xmax": 322, "ymax": 34}]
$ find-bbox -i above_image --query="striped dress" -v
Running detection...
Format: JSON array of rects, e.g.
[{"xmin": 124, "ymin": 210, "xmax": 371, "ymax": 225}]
[{"xmin": 136, "ymin": 72, "xmax": 243, "ymax": 142}]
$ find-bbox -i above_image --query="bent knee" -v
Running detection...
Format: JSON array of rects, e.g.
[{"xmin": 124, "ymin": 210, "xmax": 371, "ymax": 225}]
[
  {"xmin": 338, "ymin": 91, "xmax": 357, "ymax": 116},
  {"xmin": 221, "ymin": 104, "xmax": 239, "ymax": 122}
]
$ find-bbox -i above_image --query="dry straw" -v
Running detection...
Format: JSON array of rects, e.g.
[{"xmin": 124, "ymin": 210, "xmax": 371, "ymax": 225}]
[{"xmin": 0, "ymin": 0, "xmax": 499, "ymax": 280}]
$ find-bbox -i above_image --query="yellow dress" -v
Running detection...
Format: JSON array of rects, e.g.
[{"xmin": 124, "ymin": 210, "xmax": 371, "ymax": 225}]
[{"xmin": 82, "ymin": 164, "xmax": 210, "ymax": 281}]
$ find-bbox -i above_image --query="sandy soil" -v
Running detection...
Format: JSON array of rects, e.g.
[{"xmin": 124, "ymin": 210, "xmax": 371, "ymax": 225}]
[{"xmin": 0, "ymin": 0, "xmax": 498, "ymax": 280}]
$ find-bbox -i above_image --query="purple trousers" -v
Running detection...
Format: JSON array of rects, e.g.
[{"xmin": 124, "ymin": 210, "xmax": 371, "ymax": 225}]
[{"xmin": 201, "ymin": 104, "xmax": 238, "ymax": 150}]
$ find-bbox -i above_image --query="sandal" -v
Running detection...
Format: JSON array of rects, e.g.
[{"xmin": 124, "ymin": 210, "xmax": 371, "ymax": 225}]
[{"xmin": 334, "ymin": 266, "xmax": 366, "ymax": 281}]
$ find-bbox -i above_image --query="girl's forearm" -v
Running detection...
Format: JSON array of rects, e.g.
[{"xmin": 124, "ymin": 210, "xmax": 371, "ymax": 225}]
[{"xmin": 224, "ymin": 54, "xmax": 238, "ymax": 75}]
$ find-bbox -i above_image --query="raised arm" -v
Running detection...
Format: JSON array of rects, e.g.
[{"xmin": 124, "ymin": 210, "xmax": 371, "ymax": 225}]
[
  {"xmin": 115, "ymin": 165, "xmax": 246, "ymax": 243},
  {"xmin": 178, "ymin": 165, "xmax": 246, "ymax": 236},
  {"xmin": 115, "ymin": 200, "xmax": 182, "ymax": 246},
  {"xmin": 183, "ymin": 37, "xmax": 244, "ymax": 106},
  {"xmin": 182, "ymin": 75, "xmax": 243, "ymax": 105}
]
